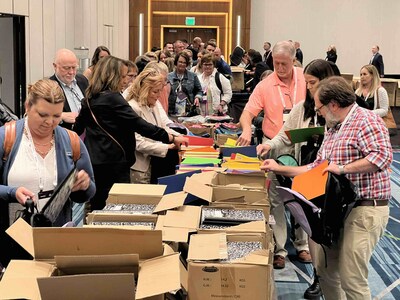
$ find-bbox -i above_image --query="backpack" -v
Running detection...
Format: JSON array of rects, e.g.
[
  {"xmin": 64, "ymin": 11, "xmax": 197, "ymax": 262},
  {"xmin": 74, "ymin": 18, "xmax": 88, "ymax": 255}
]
[
  {"xmin": 3, "ymin": 120, "xmax": 81, "ymax": 163},
  {"xmin": 215, "ymin": 71, "xmax": 224, "ymax": 97},
  {"xmin": 276, "ymin": 155, "xmax": 358, "ymax": 248}
]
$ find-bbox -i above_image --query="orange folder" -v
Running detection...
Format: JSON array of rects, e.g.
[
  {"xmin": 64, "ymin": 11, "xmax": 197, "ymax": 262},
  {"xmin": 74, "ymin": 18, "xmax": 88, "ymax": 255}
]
[{"xmin": 292, "ymin": 160, "xmax": 329, "ymax": 200}]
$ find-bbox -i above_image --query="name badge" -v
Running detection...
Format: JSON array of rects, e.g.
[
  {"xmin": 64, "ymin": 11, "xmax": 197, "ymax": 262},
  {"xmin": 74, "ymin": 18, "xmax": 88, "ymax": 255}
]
[
  {"xmin": 38, "ymin": 189, "xmax": 54, "ymax": 200},
  {"xmin": 283, "ymin": 109, "xmax": 291, "ymax": 122}
]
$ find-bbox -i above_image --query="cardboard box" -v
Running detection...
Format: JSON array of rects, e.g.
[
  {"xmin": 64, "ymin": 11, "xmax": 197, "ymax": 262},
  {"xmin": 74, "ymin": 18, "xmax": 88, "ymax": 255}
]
[
  {"xmin": 106, "ymin": 183, "xmax": 167, "ymax": 204},
  {"xmin": 88, "ymin": 187, "xmax": 187, "ymax": 226},
  {"xmin": 157, "ymin": 205, "xmax": 268, "ymax": 241},
  {"xmin": 6, "ymin": 218, "xmax": 164, "ymax": 261},
  {"xmin": 0, "ymin": 253, "xmax": 181, "ymax": 300},
  {"xmin": 1, "ymin": 218, "xmax": 181, "ymax": 299},
  {"xmin": 231, "ymin": 66, "xmax": 245, "ymax": 91},
  {"xmin": 187, "ymin": 232, "xmax": 274, "ymax": 300},
  {"xmin": 215, "ymin": 133, "xmax": 238, "ymax": 146}
]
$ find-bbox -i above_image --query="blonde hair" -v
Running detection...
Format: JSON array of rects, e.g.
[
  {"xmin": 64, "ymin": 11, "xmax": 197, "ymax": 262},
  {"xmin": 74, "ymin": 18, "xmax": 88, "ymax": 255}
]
[
  {"xmin": 144, "ymin": 61, "xmax": 168, "ymax": 74},
  {"xmin": 26, "ymin": 79, "xmax": 65, "ymax": 108},
  {"xmin": 355, "ymin": 64, "xmax": 381, "ymax": 97},
  {"xmin": 126, "ymin": 68, "xmax": 164, "ymax": 106}
]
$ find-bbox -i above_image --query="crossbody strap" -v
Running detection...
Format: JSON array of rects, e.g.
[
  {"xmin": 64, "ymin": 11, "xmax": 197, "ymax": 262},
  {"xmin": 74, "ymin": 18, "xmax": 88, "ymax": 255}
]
[
  {"xmin": 3, "ymin": 120, "xmax": 16, "ymax": 162},
  {"xmin": 86, "ymin": 98, "xmax": 126, "ymax": 159}
]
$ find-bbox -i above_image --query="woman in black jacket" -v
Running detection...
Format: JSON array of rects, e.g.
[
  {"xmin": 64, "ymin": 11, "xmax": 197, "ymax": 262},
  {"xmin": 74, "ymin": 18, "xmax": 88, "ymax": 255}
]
[{"xmin": 75, "ymin": 56, "xmax": 187, "ymax": 210}]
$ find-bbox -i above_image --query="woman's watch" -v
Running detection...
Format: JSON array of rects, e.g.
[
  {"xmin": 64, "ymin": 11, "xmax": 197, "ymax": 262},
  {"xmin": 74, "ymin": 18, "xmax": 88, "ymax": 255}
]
[{"xmin": 338, "ymin": 164, "xmax": 346, "ymax": 175}]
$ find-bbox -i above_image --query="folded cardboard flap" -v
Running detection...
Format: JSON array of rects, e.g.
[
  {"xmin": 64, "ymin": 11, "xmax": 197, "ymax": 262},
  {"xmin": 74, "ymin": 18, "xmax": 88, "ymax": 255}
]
[
  {"xmin": 0, "ymin": 260, "xmax": 53, "ymax": 300},
  {"xmin": 163, "ymin": 206, "xmax": 202, "ymax": 230},
  {"xmin": 54, "ymin": 254, "xmax": 139, "ymax": 276},
  {"xmin": 188, "ymin": 233, "xmax": 228, "ymax": 261},
  {"xmin": 38, "ymin": 273, "xmax": 135, "ymax": 300},
  {"xmin": 107, "ymin": 183, "xmax": 167, "ymax": 204},
  {"xmin": 86, "ymin": 212, "xmax": 158, "ymax": 225},
  {"xmin": 136, "ymin": 253, "xmax": 181, "ymax": 299},
  {"xmin": 7, "ymin": 219, "xmax": 164, "ymax": 260},
  {"xmin": 153, "ymin": 191, "xmax": 187, "ymax": 213},
  {"xmin": 155, "ymin": 215, "xmax": 191, "ymax": 243}
]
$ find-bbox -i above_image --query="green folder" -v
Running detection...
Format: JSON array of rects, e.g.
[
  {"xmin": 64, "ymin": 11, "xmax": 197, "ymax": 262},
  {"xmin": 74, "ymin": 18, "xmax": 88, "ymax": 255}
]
[{"xmin": 285, "ymin": 126, "xmax": 325, "ymax": 143}]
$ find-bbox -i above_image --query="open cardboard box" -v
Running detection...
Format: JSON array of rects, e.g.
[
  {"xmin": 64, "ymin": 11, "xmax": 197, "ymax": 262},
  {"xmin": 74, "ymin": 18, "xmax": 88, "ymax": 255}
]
[
  {"xmin": 186, "ymin": 232, "xmax": 274, "ymax": 300},
  {"xmin": 0, "ymin": 253, "xmax": 181, "ymax": 300},
  {"xmin": 0, "ymin": 218, "xmax": 181, "ymax": 299},
  {"xmin": 88, "ymin": 186, "xmax": 187, "ymax": 225},
  {"xmin": 156, "ymin": 205, "xmax": 268, "ymax": 243},
  {"xmin": 183, "ymin": 171, "xmax": 267, "ymax": 205}
]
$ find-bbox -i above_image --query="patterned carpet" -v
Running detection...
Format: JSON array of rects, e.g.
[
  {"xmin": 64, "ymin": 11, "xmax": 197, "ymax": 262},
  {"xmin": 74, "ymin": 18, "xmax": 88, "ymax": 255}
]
[{"xmin": 275, "ymin": 151, "xmax": 400, "ymax": 299}]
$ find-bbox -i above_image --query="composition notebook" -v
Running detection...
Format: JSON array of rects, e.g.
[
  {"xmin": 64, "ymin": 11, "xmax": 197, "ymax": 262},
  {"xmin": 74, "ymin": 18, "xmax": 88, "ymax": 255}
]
[{"xmin": 40, "ymin": 167, "xmax": 77, "ymax": 224}]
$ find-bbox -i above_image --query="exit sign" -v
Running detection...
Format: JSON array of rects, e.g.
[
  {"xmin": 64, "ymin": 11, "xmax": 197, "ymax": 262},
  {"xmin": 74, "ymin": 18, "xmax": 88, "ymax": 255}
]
[{"xmin": 185, "ymin": 17, "xmax": 195, "ymax": 26}]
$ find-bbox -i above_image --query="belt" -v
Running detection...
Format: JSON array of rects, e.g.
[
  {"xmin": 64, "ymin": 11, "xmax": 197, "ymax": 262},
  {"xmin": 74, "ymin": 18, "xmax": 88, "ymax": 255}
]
[{"xmin": 355, "ymin": 199, "xmax": 389, "ymax": 207}]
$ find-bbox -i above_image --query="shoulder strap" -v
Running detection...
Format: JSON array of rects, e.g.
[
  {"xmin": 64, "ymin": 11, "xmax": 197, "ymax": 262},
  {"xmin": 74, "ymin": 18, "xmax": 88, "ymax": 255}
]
[
  {"xmin": 3, "ymin": 120, "xmax": 17, "ymax": 162},
  {"xmin": 215, "ymin": 72, "xmax": 223, "ymax": 95},
  {"xmin": 2, "ymin": 121, "xmax": 81, "ymax": 163},
  {"xmin": 64, "ymin": 128, "xmax": 81, "ymax": 163}
]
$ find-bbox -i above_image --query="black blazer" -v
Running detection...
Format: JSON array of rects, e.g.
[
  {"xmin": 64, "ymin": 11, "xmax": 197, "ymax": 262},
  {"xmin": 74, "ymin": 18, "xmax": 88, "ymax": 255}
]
[
  {"xmin": 49, "ymin": 73, "xmax": 89, "ymax": 129},
  {"xmin": 371, "ymin": 53, "xmax": 384, "ymax": 77}
]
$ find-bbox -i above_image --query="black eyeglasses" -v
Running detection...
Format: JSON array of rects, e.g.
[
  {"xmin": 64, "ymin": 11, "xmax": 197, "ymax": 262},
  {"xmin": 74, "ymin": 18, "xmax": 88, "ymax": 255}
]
[{"xmin": 314, "ymin": 104, "xmax": 326, "ymax": 114}]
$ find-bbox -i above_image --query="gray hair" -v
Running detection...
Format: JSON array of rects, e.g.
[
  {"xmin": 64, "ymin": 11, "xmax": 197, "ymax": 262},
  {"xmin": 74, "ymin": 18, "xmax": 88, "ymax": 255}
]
[{"xmin": 272, "ymin": 41, "xmax": 296, "ymax": 59}]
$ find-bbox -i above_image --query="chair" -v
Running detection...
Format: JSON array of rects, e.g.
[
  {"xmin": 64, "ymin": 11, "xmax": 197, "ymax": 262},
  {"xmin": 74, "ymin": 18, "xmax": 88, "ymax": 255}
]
[
  {"xmin": 341, "ymin": 73, "xmax": 354, "ymax": 87},
  {"xmin": 381, "ymin": 79, "xmax": 398, "ymax": 107}
]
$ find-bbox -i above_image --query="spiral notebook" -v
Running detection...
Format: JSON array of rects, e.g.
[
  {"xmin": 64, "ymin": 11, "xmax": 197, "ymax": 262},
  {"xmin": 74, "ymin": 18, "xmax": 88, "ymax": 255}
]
[{"xmin": 40, "ymin": 168, "xmax": 77, "ymax": 224}]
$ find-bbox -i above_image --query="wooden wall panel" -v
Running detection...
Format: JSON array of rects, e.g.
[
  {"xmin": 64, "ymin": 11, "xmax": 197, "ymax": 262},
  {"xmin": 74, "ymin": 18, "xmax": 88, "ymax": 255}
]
[{"xmin": 129, "ymin": 0, "xmax": 251, "ymax": 62}]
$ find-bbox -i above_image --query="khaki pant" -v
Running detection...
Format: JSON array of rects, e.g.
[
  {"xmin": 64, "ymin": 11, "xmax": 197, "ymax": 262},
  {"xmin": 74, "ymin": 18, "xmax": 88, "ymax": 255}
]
[
  {"xmin": 268, "ymin": 171, "xmax": 309, "ymax": 257},
  {"xmin": 316, "ymin": 205, "xmax": 389, "ymax": 300}
]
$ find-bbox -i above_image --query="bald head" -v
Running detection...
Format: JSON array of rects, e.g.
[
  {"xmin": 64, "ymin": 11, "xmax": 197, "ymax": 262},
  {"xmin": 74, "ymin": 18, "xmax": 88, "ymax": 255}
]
[{"xmin": 53, "ymin": 49, "xmax": 79, "ymax": 85}]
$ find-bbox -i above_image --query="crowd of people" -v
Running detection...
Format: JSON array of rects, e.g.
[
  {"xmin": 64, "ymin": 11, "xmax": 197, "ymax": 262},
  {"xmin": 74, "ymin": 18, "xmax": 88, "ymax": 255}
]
[{"xmin": 0, "ymin": 37, "xmax": 393, "ymax": 300}]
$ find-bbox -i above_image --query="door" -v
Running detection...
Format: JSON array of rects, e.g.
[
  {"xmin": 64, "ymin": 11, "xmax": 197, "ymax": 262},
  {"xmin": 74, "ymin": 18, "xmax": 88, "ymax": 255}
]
[{"xmin": 163, "ymin": 26, "xmax": 218, "ymax": 46}]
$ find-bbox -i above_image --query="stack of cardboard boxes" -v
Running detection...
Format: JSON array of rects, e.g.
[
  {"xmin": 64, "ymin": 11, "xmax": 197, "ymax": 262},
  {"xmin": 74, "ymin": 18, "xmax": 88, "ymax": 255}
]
[{"xmin": 0, "ymin": 170, "xmax": 275, "ymax": 300}]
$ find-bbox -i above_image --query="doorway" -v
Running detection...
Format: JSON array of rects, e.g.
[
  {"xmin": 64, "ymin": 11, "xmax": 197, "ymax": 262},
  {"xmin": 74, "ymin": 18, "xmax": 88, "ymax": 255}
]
[
  {"xmin": 0, "ymin": 14, "xmax": 26, "ymax": 117},
  {"xmin": 162, "ymin": 26, "xmax": 218, "ymax": 47}
]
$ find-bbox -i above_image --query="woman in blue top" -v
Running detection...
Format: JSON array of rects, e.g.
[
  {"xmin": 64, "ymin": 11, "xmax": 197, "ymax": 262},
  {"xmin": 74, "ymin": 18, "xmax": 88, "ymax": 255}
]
[{"xmin": 0, "ymin": 79, "xmax": 95, "ymax": 267}]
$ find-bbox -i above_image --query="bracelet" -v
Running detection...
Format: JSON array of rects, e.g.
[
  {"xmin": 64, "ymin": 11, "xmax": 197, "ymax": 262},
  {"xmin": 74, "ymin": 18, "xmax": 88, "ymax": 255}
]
[{"xmin": 170, "ymin": 135, "xmax": 175, "ymax": 143}]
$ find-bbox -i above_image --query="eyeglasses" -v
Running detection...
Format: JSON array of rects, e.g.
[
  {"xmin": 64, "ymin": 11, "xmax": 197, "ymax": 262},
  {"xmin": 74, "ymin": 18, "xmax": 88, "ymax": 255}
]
[
  {"xmin": 314, "ymin": 104, "xmax": 326, "ymax": 114},
  {"xmin": 202, "ymin": 63, "xmax": 214, "ymax": 67}
]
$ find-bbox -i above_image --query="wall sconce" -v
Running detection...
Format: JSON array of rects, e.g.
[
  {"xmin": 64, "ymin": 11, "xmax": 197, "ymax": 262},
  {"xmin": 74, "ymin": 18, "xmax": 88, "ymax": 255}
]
[
  {"xmin": 139, "ymin": 13, "xmax": 144, "ymax": 55},
  {"xmin": 236, "ymin": 15, "xmax": 241, "ymax": 46}
]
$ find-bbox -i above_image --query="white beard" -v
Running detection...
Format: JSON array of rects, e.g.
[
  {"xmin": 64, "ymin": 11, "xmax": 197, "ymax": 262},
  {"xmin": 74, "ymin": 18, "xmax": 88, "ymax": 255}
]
[{"xmin": 325, "ymin": 108, "xmax": 340, "ymax": 128}]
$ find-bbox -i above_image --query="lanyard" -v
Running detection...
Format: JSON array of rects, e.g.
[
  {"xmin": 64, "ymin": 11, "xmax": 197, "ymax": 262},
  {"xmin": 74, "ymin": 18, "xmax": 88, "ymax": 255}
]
[
  {"xmin": 24, "ymin": 118, "xmax": 57, "ymax": 191},
  {"xmin": 277, "ymin": 67, "xmax": 298, "ymax": 110},
  {"xmin": 322, "ymin": 104, "xmax": 357, "ymax": 160}
]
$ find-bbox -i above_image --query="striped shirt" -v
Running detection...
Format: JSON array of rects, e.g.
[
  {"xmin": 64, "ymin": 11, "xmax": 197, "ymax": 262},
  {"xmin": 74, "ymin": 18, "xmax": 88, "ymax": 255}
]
[{"xmin": 311, "ymin": 104, "xmax": 392, "ymax": 201}]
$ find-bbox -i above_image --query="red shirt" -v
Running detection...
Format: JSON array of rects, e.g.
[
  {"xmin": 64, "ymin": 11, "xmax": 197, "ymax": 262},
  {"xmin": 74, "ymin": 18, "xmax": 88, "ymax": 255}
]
[{"xmin": 311, "ymin": 105, "xmax": 392, "ymax": 201}]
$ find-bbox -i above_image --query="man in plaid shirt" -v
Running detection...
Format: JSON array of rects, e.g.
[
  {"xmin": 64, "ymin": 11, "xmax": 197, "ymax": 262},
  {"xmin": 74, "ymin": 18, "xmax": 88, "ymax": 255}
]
[{"xmin": 261, "ymin": 76, "xmax": 392, "ymax": 300}]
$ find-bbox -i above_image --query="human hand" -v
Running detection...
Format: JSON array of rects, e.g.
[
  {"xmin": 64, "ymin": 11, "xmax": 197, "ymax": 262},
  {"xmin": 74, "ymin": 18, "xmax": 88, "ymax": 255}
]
[
  {"xmin": 62, "ymin": 112, "xmax": 79, "ymax": 123},
  {"xmin": 256, "ymin": 144, "xmax": 271, "ymax": 160},
  {"xmin": 236, "ymin": 129, "xmax": 252, "ymax": 146},
  {"xmin": 323, "ymin": 162, "xmax": 340, "ymax": 175},
  {"xmin": 72, "ymin": 170, "xmax": 91, "ymax": 192},
  {"xmin": 260, "ymin": 159, "xmax": 280, "ymax": 173},
  {"xmin": 15, "ymin": 187, "xmax": 35, "ymax": 206},
  {"xmin": 194, "ymin": 98, "xmax": 200, "ymax": 106},
  {"xmin": 173, "ymin": 136, "xmax": 189, "ymax": 149}
]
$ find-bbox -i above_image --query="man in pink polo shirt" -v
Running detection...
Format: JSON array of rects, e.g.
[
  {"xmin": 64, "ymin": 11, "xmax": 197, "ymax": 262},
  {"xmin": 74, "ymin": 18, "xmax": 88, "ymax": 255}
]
[{"xmin": 238, "ymin": 41, "xmax": 310, "ymax": 269}]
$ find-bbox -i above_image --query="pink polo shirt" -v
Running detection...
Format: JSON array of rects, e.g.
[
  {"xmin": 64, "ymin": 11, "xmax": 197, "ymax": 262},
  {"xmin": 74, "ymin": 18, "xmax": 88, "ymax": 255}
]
[{"xmin": 244, "ymin": 67, "xmax": 306, "ymax": 139}]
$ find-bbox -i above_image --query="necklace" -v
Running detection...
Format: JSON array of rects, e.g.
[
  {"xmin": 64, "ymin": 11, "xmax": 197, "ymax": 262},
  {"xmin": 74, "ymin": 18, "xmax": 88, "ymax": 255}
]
[{"xmin": 33, "ymin": 140, "xmax": 53, "ymax": 146}]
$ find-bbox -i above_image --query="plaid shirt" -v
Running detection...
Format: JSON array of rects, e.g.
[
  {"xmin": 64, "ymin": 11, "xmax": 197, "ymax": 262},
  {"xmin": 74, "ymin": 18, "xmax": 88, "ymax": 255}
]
[{"xmin": 311, "ymin": 104, "xmax": 392, "ymax": 201}]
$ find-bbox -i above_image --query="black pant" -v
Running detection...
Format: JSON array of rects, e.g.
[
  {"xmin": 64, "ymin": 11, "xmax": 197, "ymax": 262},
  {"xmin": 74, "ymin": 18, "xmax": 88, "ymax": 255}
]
[
  {"xmin": 150, "ymin": 149, "xmax": 179, "ymax": 184},
  {"xmin": 91, "ymin": 163, "xmax": 130, "ymax": 211}
]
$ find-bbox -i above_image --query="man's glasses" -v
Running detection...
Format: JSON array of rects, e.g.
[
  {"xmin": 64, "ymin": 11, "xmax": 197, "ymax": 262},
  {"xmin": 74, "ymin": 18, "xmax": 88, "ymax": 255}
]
[{"xmin": 314, "ymin": 104, "xmax": 326, "ymax": 114}]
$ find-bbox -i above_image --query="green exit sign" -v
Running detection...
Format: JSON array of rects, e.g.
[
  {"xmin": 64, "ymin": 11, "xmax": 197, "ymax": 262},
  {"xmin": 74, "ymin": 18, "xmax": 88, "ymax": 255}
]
[{"xmin": 185, "ymin": 17, "xmax": 195, "ymax": 26}]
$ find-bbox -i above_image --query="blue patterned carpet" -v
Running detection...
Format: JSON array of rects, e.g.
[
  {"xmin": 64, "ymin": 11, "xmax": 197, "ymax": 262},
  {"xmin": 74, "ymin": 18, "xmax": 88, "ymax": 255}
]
[{"xmin": 275, "ymin": 152, "xmax": 400, "ymax": 299}]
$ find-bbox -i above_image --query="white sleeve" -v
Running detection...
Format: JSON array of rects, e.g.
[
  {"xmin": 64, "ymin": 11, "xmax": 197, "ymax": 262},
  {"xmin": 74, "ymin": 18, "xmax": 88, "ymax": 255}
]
[{"xmin": 374, "ymin": 87, "xmax": 389, "ymax": 117}]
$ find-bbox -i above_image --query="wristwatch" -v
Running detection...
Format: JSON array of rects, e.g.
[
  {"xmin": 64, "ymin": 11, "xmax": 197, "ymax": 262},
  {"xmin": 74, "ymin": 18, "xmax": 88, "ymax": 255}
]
[{"xmin": 338, "ymin": 164, "xmax": 345, "ymax": 175}]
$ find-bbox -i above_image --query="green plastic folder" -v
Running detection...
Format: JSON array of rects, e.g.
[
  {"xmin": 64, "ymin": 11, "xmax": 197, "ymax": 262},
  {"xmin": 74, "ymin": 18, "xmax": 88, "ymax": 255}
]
[
  {"xmin": 181, "ymin": 157, "xmax": 221, "ymax": 165},
  {"xmin": 285, "ymin": 126, "xmax": 325, "ymax": 143}
]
